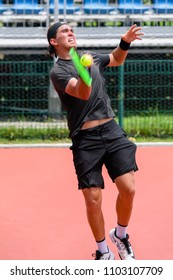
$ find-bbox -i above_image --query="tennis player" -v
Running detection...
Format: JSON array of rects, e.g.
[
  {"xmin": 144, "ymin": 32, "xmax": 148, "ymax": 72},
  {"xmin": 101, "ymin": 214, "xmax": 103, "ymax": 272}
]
[{"xmin": 47, "ymin": 22, "xmax": 143, "ymax": 260}]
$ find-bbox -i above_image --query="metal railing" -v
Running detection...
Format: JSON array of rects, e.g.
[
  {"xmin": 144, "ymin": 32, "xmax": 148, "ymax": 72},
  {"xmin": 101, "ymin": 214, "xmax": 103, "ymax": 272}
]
[{"xmin": 0, "ymin": 0, "xmax": 173, "ymax": 28}]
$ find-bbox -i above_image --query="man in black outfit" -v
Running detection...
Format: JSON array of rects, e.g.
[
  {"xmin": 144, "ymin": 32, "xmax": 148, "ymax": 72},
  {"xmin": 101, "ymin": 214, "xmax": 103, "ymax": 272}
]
[{"xmin": 47, "ymin": 22, "xmax": 143, "ymax": 260}]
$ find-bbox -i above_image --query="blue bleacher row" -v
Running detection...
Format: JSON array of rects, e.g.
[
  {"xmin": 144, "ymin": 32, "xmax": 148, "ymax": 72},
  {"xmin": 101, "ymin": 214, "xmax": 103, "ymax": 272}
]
[{"xmin": 0, "ymin": 0, "xmax": 173, "ymax": 15}]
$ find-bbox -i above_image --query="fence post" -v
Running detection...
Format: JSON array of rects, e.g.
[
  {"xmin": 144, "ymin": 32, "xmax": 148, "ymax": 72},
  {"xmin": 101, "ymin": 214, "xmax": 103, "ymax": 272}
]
[
  {"xmin": 118, "ymin": 64, "xmax": 124, "ymax": 128},
  {"xmin": 48, "ymin": 80, "xmax": 62, "ymax": 118},
  {"xmin": 48, "ymin": 58, "xmax": 61, "ymax": 117}
]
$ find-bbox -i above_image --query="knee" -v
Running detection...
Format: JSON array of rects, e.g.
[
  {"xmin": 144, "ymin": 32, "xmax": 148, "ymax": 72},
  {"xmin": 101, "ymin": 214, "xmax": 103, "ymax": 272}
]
[
  {"xmin": 120, "ymin": 186, "xmax": 135, "ymax": 202},
  {"xmin": 115, "ymin": 172, "xmax": 136, "ymax": 202},
  {"xmin": 82, "ymin": 187, "xmax": 102, "ymax": 213}
]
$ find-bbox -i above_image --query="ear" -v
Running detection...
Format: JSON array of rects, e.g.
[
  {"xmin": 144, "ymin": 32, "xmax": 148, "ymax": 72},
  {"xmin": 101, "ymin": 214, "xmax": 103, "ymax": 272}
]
[{"xmin": 50, "ymin": 38, "xmax": 58, "ymax": 46}]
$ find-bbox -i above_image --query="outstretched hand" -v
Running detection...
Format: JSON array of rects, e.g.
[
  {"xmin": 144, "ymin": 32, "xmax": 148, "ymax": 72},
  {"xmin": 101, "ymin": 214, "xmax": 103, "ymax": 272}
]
[{"xmin": 121, "ymin": 24, "xmax": 144, "ymax": 43}]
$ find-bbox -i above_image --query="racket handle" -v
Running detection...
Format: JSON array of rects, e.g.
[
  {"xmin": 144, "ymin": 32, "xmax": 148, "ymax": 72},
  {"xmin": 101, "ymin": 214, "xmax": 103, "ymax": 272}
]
[{"xmin": 69, "ymin": 48, "xmax": 92, "ymax": 87}]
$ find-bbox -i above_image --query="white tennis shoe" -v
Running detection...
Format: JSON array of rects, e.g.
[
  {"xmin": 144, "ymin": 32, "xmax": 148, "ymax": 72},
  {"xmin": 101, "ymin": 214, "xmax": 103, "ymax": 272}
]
[{"xmin": 109, "ymin": 228, "xmax": 135, "ymax": 260}]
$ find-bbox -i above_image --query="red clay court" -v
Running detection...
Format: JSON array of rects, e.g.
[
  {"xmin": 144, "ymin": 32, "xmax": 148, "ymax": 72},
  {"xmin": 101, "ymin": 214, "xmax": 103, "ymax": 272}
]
[{"xmin": 0, "ymin": 144, "xmax": 173, "ymax": 260}]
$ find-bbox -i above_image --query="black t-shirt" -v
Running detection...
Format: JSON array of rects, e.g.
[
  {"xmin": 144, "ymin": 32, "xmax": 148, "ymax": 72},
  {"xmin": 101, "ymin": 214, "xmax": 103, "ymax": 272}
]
[{"xmin": 50, "ymin": 51, "xmax": 115, "ymax": 139}]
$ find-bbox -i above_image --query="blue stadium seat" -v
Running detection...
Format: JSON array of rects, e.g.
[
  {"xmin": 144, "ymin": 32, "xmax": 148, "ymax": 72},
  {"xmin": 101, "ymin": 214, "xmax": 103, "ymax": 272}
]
[
  {"xmin": 49, "ymin": 0, "xmax": 81, "ymax": 15},
  {"xmin": 152, "ymin": 0, "xmax": 173, "ymax": 14},
  {"xmin": 11, "ymin": 0, "xmax": 44, "ymax": 15},
  {"xmin": 83, "ymin": 0, "xmax": 117, "ymax": 15},
  {"xmin": 117, "ymin": 0, "xmax": 150, "ymax": 14},
  {"xmin": 0, "ymin": 0, "xmax": 8, "ymax": 14}
]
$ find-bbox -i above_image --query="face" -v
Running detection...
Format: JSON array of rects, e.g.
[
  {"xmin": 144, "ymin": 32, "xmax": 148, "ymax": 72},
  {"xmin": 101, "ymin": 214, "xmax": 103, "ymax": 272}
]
[{"xmin": 50, "ymin": 24, "xmax": 77, "ymax": 52}]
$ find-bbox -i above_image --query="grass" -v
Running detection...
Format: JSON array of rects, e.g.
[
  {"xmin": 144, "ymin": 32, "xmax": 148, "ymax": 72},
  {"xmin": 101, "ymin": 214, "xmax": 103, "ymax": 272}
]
[
  {"xmin": 0, "ymin": 114, "xmax": 172, "ymax": 144},
  {"xmin": 122, "ymin": 114, "xmax": 173, "ymax": 139}
]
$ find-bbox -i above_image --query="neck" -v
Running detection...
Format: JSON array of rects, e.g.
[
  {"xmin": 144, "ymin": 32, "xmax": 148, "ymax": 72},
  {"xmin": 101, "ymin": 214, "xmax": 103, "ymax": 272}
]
[{"xmin": 57, "ymin": 46, "xmax": 77, "ymax": 60}]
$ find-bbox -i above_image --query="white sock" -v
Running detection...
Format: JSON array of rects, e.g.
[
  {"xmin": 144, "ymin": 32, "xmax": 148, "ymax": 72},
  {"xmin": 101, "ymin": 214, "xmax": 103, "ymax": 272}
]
[
  {"xmin": 96, "ymin": 238, "xmax": 108, "ymax": 254},
  {"xmin": 116, "ymin": 223, "xmax": 128, "ymax": 239}
]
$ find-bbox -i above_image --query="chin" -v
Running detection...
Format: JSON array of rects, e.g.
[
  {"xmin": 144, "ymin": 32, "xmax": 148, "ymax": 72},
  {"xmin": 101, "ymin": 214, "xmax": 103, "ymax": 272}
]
[{"xmin": 71, "ymin": 43, "xmax": 77, "ymax": 48}]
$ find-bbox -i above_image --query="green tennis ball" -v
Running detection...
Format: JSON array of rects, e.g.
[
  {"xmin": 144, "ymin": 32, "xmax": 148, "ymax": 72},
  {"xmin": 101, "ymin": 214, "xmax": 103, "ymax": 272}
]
[{"xmin": 80, "ymin": 54, "xmax": 92, "ymax": 67}]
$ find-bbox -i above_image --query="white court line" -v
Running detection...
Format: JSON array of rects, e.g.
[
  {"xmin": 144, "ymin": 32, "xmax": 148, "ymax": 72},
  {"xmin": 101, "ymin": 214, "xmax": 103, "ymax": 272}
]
[{"xmin": 0, "ymin": 142, "xmax": 173, "ymax": 148}]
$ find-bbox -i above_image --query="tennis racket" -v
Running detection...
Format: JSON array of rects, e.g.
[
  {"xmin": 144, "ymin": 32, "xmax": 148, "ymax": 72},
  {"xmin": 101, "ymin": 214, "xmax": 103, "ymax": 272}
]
[{"xmin": 69, "ymin": 47, "xmax": 92, "ymax": 87}]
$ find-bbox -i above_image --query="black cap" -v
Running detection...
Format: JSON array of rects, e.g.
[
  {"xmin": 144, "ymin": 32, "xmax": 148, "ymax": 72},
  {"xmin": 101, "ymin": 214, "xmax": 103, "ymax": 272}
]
[{"xmin": 47, "ymin": 21, "xmax": 66, "ymax": 56}]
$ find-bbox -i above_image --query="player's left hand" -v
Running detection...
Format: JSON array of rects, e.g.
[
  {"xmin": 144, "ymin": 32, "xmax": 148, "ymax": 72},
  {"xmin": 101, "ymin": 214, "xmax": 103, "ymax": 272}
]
[{"xmin": 121, "ymin": 24, "xmax": 144, "ymax": 43}]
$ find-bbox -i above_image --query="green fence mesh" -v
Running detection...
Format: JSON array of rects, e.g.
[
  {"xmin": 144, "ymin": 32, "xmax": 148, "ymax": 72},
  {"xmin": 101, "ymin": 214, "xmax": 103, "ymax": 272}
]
[
  {"xmin": 107, "ymin": 60, "xmax": 173, "ymax": 138},
  {"xmin": 0, "ymin": 57, "xmax": 173, "ymax": 139}
]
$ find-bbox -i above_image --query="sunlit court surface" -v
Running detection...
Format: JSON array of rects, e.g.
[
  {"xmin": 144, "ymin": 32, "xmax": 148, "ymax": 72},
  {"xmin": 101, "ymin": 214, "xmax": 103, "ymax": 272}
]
[{"xmin": 0, "ymin": 144, "xmax": 173, "ymax": 260}]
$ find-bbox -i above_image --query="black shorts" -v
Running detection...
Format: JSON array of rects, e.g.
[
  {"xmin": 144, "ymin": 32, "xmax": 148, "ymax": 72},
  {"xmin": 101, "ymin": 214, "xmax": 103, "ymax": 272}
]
[{"xmin": 70, "ymin": 119, "xmax": 138, "ymax": 189}]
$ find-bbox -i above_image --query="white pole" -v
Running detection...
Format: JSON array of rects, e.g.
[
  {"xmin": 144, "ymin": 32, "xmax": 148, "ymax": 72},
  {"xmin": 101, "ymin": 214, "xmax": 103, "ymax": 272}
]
[
  {"xmin": 46, "ymin": 0, "xmax": 50, "ymax": 28},
  {"xmin": 54, "ymin": 0, "xmax": 59, "ymax": 22},
  {"xmin": 64, "ymin": 0, "xmax": 67, "ymax": 22}
]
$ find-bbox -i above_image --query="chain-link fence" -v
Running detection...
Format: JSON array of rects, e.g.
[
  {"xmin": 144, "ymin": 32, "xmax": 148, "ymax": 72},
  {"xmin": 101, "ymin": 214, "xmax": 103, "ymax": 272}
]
[
  {"xmin": 0, "ymin": 1, "xmax": 173, "ymax": 139},
  {"xmin": 0, "ymin": 50, "xmax": 172, "ymax": 139}
]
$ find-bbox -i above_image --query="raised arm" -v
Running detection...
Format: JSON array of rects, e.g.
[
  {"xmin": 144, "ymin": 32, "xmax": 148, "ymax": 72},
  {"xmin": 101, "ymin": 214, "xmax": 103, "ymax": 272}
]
[{"xmin": 108, "ymin": 24, "xmax": 144, "ymax": 67}]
